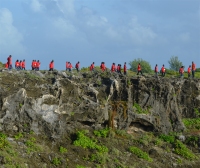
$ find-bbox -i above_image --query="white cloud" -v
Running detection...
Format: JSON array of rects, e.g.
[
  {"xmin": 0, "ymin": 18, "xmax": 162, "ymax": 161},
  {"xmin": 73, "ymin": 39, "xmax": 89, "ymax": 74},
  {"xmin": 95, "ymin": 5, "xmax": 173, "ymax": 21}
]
[
  {"xmin": 30, "ymin": 0, "xmax": 44, "ymax": 12},
  {"xmin": 128, "ymin": 16, "xmax": 157, "ymax": 45},
  {"xmin": 0, "ymin": 8, "xmax": 25, "ymax": 57},
  {"xmin": 55, "ymin": 0, "xmax": 75, "ymax": 16},
  {"xmin": 50, "ymin": 17, "xmax": 76, "ymax": 39}
]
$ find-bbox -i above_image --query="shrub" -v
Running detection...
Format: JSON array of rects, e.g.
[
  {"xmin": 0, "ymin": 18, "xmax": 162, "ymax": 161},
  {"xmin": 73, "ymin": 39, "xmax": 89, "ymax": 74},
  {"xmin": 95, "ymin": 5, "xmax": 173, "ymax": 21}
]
[
  {"xmin": 94, "ymin": 128, "xmax": 109, "ymax": 138},
  {"xmin": 59, "ymin": 146, "xmax": 67, "ymax": 153},
  {"xmin": 129, "ymin": 146, "xmax": 153, "ymax": 162},
  {"xmin": 0, "ymin": 133, "xmax": 9, "ymax": 149},
  {"xmin": 159, "ymin": 134, "xmax": 175, "ymax": 144},
  {"xmin": 129, "ymin": 58, "xmax": 152, "ymax": 73}
]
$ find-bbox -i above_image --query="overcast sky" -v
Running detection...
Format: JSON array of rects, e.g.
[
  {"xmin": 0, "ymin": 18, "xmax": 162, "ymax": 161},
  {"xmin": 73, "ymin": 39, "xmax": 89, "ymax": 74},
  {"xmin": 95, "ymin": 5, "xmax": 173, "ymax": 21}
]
[{"xmin": 0, "ymin": 0, "xmax": 199, "ymax": 70}]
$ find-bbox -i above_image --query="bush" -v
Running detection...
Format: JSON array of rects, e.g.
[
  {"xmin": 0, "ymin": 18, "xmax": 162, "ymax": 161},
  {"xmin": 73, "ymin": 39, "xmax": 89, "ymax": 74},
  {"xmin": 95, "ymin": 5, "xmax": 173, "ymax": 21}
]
[
  {"xmin": 159, "ymin": 134, "xmax": 175, "ymax": 144},
  {"xmin": 129, "ymin": 58, "xmax": 152, "ymax": 73}
]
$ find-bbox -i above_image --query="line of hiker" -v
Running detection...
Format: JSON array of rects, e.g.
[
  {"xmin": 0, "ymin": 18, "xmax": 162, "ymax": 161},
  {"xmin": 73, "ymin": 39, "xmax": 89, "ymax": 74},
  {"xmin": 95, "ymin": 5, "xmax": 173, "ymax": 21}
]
[{"xmin": 4, "ymin": 55, "xmax": 197, "ymax": 78}]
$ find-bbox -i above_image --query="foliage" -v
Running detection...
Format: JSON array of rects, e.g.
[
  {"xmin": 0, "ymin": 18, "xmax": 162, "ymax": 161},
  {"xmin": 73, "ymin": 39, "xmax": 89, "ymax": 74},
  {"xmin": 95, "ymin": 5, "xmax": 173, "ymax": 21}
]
[
  {"xmin": 133, "ymin": 103, "xmax": 149, "ymax": 114},
  {"xmin": 25, "ymin": 137, "xmax": 40, "ymax": 154},
  {"xmin": 129, "ymin": 146, "xmax": 153, "ymax": 162},
  {"xmin": 182, "ymin": 118, "xmax": 200, "ymax": 129},
  {"xmin": 73, "ymin": 131, "xmax": 108, "ymax": 153},
  {"xmin": 88, "ymin": 152, "xmax": 107, "ymax": 164},
  {"xmin": 0, "ymin": 61, "xmax": 4, "ymax": 69},
  {"xmin": 196, "ymin": 68, "xmax": 200, "ymax": 72},
  {"xmin": 0, "ymin": 133, "xmax": 9, "ymax": 149},
  {"xmin": 168, "ymin": 56, "xmax": 182, "ymax": 71},
  {"xmin": 52, "ymin": 157, "xmax": 62, "ymax": 166},
  {"xmin": 129, "ymin": 58, "xmax": 152, "ymax": 73},
  {"xmin": 174, "ymin": 140, "xmax": 197, "ymax": 160},
  {"xmin": 94, "ymin": 128, "xmax": 109, "ymax": 138},
  {"xmin": 76, "ymin": 165, "xmax": 86, "ymax": 168},
  {"xmin": 159, "ymin": 134, "xmax": 175, "ymax": 144},
  {"xmin": 59, "ymin": 146, "xmax": 67, "ymax": 153},
  {"xmin": 186, "ymin": 136, "xmax": 198, "ymax": 147},
  {"xmin": 14, "ymin": 133, "xmax": 23, "ymax": 140}
]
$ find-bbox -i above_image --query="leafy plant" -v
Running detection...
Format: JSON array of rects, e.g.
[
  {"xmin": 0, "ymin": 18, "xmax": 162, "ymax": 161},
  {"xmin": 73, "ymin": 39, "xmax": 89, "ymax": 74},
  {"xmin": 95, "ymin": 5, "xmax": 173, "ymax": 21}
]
[
  {"xmin": 0, "ymin": 132, "xmax": 9, "ymax": 149},
  {"xmin": 94, "ymin": 128, "xmax": 109, "ymax": 138},
  {"xmin": 129, "ymin": 58, "xmax": 152, "ymax": 73},
  {"xmin": 182, "ymin": 118, "xmax": 200, "ymax": 129},
  {"xmin": 129, "ymin": 146, "xmax": 153, "ymax": 162},
  {"xmin": 174, "ymin": 140, "xmax": 197, "ymax": 160},
  {"xmin": 133, "ymin": 103, "xmax": 149, "ymax": 114},
  {"xmin": 14, "ymin": 132, "xmax": 23, "ymax": 140},
  {"xmin": 76, "ymin": 165, "xmax": 86, "ymax": 168},
  {"xmin": 159, "ymin": 134, "xmax": 175, "ymax": 144},
  {"xmin": 59, "ymin": 146, "xmax": 67, "ymax": 153},
  {"xmin": 52, "ymin": 157, "xmax": 62, "ymax": 166},
  {"xmin": 25, "ymin": 137, "xmax": 40, "ymax": 154},
  {"xmin": 73, "ymin": 131, "xmax": 108, "ymax": 153}
]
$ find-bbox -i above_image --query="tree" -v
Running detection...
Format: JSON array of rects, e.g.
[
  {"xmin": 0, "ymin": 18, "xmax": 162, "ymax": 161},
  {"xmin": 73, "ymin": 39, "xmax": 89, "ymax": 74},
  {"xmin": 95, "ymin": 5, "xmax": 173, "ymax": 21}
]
[
  {"xmin": 129, "ymin": 58, "xmax": 152, "ymax": 73},
  {"xmin": 168, "ymin": 56, "xmax": 182, "ymax": 71}
]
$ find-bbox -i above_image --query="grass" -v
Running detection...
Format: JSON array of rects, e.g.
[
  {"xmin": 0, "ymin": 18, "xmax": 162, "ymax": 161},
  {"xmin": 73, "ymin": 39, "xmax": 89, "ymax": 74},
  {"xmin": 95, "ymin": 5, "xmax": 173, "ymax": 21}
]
[
  {"xmin": 133, "ymin": 103, "xmax": 149, "ymax": 114},
  {"xmin": 129, "ymin": 146, "xmax": 153, "ymax": 162}
]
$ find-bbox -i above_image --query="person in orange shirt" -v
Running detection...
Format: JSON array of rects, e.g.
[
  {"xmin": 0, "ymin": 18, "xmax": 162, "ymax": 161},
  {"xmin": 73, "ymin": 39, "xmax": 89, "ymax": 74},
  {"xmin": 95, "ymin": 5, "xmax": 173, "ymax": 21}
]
[
  {"xmin": 66, "ymin": 61, "xmax": 69, "ymax": 71},
  {"xmin": 49, "ymin": 60, "xmax": 54, "ymax": 71},
  {"xmin": 36, "ymin": 60, "xmax": 40, "ymax": 71},
  {"xmin": 154, "ymin": 64, "xmax": 158, "ymax": 77},
  {"xmin": 192, "ymin": 61, "xmax": 196, "ymax": 78},
  {"xmin": 15, "ymin": 60, "xmax": 20, "ymax": 70},
  {"xmin": 68, "ymin": 62, "xmax": 73, "ymax": 72},
  {"xmin": 22, "ymin": 60, "xmax": 26, "ymax": 70},
  {"xmin": 100, "ymin": 62, "xmax": 106, "ymax": 72},
  {"xmin": 19, "ymin": 60, "xmax": 22, "ymax": 70},
  {"xmin": 111, "ymin": 63, "xmax": 115, "ymax": 72},
  {"xmin": 5, "ymin": 62, "xmax": 8, "ymax": 69},
  {"xmin": 137, "ymin": 63, "xmax": 143, "ymax": 75},
  {"xmin": 161, "ymin": 64, "xmax": 166, "ymax": 77},
  {"xmin": 179, "ymin": 66, "xmax": 184, "ymax": 78},
  {"xmin": 7, "ymin": 55, "xmax": 12, "ymax": 70}
]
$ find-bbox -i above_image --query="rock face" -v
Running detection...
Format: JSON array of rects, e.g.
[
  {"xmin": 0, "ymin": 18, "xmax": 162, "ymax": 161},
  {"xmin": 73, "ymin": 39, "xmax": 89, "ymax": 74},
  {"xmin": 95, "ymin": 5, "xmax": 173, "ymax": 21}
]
[{"xmin": 0, "ymin": 70, "xmax": 199, "ymax": 139}]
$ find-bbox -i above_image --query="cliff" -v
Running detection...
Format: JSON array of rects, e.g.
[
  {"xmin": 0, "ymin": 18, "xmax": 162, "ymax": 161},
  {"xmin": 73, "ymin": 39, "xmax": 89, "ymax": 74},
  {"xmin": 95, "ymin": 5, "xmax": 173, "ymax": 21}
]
[{"xmin": 0, "ymin": 69, "xmax": 200, "ymax": 168}]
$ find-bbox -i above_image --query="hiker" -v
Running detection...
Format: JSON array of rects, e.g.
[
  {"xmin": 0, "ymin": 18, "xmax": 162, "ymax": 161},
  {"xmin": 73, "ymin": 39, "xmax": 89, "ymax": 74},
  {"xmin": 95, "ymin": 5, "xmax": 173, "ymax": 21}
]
[
  {"xmin": 90, "ymin": 62, "xmax": 95, "ymax": 71},
  {"xmin": 75, "ymin": 61, "xmax": 80, "ymax": 72},
  {"xmin": 36, "ymin": 60, "xmax": 40, "ymax": 71},
  {"xmin": 111, "ymin": 63, "xmax": 115, "ymax": 72},
  {"xmin": 117, "ymin": 64, "xmax": 121, "ymax": 74},
  {"xmin": 7, "ymin": 55, "xmax": 12, "ymax": 70},
  {"xmin": 155, "ymin": 64, "xmax": 158, "ymax": 77},
  {"xmin": 187, "ymin": 65, "xmax": 191, "ymax": 78},
  {"xmin": 19, "ymin": 60, "xmax": 22, "ymax": 70},
  {"xmin": 161, "ymin": 64, "xmax": 166, "ymax": 77},
  {"xmin": 5, "ymin": 62, "xmax": 8, "ymax": 69},
  {"xmin": 31, "ymin": 60, "xmax": 35, "ymax": 70},
  {"xmin": 68, "ymin": 62, "xmax": 73, "ymax": 72},
  {"xmin": 137, "ymin": 63, "xmax": 143, "ymax": 75},
  {"xmin": 192, "ymin": 61, "xmax": 196, "ymax": 78},
  {"xmin": 22, "ymin": 60, "xmax": 26, "ymax": 70},
  {"xmin": 124, "ymin": 62, "xmax": 127, "ymax": 75},
  {"xmin": 179, "ymin": 66, "xmax": 184, "ymax": 78},
  {"xmin": 66, "ymin": 62, "xmax": 69, "ymax": 71},
  {"xmin": 100, "ymin": 62, "xmax": 106, "ymax": 72},
  {"xmin": 49, "ymin": 60, "xmax": 54, "ymax": 71},
  {"xmin": 15, "ymin": 60, "xmax": 20, "ymax": 70}
]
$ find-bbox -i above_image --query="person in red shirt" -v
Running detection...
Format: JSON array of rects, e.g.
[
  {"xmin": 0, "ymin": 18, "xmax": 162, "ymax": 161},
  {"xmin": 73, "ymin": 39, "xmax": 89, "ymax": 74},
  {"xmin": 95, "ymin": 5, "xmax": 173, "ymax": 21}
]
[
  {"xmin": 137, "ymin": 63, "xmax": 143, "ymax": 75},
  {"xmin": 7, "ymin": 55, "xmax": 12, "ymax": 70},
  {"xmin": 192, "ymin": 61, "xmax": 196, "ymax": 78},
  {"xmin": 187, "ymin": 65, "xmax": 191, "ymax": 78},
  {"xmin": 36, "ymin": 60, "xmax": 40, "ymax": 71},
  {"xmin": 31, "ymin": 60, "xmax": 35, "ymax": 70},
  {"xmin": 66, "ymin": 62, "xmax": 69, "ymax": 71},
  {"xmin": 179, "ymin": 66, "xmax": 184, "ymax": 78},
  {"xmin": 90, "ymin": 62, "xmax": 95, "ymax": 71},
  {"xmin": 15, "ymin": 60, "xmax": 20, "ymax": 70},
  {"xmin": 68, "ymin": 62, "xmax": 73, "ymax": 72},
  {"xmin": 124, "ymin": 62, "xmax": 127, "ymax": 75},
  {"xmin": 155, "ymin": 64, "xmax": 158, "ymax": 77},
  {"xmin": 19, "ymin": 60, "xmax": 22, "ymax": 70},
  {"xmin": 161, "ymin": 64, "xmax": 166, "ymax": 77},
  {"xmin": 75, "ymin": 61, "xmax": 80, "ymax": 72},
  {"xmin": 111, "ymin": 63, "xmax": 115, "ymax": 72},
  {"xmin": 49, "ymin": 60, "xmax": 54, "ymax": 71},
  {"xmin": 22, "ymin": 60, "xmax": 26, "ymax": 70},
  {"xmin": 100, "ymin": 62, "xmax": 106, "ymax": 72}
]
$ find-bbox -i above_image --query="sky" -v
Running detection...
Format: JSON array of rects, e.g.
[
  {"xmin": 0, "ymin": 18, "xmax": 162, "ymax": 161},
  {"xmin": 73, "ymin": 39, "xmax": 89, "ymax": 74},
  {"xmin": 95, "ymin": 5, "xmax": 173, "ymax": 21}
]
[{"xmin": 0, "ymin": 0, "xmax": 200, "ymax": 70}]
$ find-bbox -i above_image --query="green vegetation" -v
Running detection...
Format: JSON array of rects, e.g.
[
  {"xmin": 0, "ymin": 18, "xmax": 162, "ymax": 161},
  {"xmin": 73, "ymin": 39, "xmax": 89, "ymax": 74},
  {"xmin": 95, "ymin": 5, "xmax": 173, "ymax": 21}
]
[
  {"xmin": 25, "ymin": 137, "xmax": 40, "ymax": 154},
  {"xmin": 14, "ymin": 132, "xmax": 23, "ymax": 140},
  {"xmin": 129, "ymin": 58, "xmax": 152, "ymax": 73},
  {"xmin": 133, "ymin": 103, "xmax": 149, "ymax": 114},
  {"xmin": 159, "ymin": 134, "xmax": 175, "ymax": 144},
  {"xmin": 0, "ymin": 133, "xmax": 9, "ymax": 149},
  {"xmin": 168, "ymin": 56, "xmax": 182, "ymax": 71},
  {"xmin": 182, "ymin": 118, "xmax": 200, "ymax": 129},
  {"xmin": 94, "ymin": 128, "xmax": 109, "ymax": 138},
  {"xmin": 129, "ymin": 146, "xmax": 153, "ymax": 162},
  {"xmin": 59, "ymin": 146, "xmax": 67, "ymax": 153},
  {"xmin": 52, "ymin": 157, "xmax": 62, "ymax": 166},
  {"xmin": 174, "ymin": 140, "xmax": 197, "ymax": 160},
  {"xmin": 74, "ymin": 131, "xmax": 108, "ymax": 153}
]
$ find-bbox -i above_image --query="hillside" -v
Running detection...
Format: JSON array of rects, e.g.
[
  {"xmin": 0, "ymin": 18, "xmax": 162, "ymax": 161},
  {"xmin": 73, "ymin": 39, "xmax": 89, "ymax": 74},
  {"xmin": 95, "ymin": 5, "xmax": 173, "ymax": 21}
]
[{"xmin": 0, "ymin": 68, "xmax": 200, "ymax": 168}]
